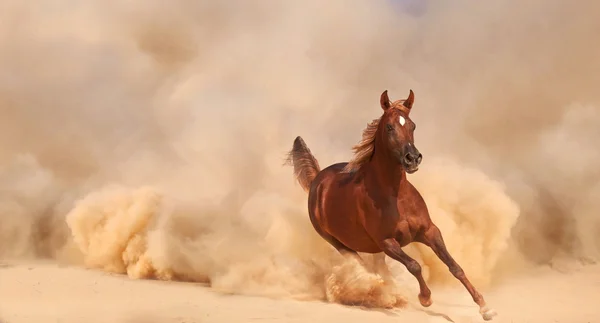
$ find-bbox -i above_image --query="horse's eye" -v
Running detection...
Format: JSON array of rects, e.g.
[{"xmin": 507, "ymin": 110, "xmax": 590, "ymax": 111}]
[{"xmin": 386, "ymin": 124, "xmax": 394, "ymax": 131}]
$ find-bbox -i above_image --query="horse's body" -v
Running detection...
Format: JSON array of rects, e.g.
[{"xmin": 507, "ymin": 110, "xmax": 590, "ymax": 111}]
[
  {"xmin": 308, "ymin": 161, "xmax": 429, "ymax": 253},
  {"xmin": 287, "ymin": 90, "xmax": 497, "ymax": 321}
]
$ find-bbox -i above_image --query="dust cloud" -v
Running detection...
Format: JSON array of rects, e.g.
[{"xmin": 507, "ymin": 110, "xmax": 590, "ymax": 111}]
[{"xmin": 0, "ymin": 0, "xmax": 598, "ymax": 307}]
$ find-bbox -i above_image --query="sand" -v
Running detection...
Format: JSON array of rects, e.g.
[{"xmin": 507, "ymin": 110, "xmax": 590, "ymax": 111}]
[{"xmin": 1, "ymin": 260, "xmax": 598, "ymax": 323}]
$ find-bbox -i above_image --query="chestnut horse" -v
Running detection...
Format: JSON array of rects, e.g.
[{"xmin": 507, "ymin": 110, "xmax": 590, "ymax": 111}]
[{"xmin": 286, "ymin": 90, "xmax": 497, "ymax": 321}]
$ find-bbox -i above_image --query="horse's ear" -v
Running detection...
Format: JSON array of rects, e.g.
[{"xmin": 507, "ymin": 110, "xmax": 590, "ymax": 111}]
[
  {"xmin": 403, "ymin": 89, "xmax": 415, "ymax": 110},
  {"xmin": 380, "ymin": 90, "xmax": 391, "ymax": 111}
]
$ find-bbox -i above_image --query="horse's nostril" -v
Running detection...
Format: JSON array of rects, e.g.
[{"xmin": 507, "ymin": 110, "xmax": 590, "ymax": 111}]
[
  {"xmin": 405, "ymin": 153, "xmax": 414, "ymax": 162},
  {"xmin": 417, "ymin": 153, "xmax": 423, "ymax": 163}
]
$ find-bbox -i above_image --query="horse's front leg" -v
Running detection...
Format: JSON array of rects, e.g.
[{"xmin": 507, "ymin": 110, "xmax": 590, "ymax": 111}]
[
  {"xmin": 422, "ymin": 225, "xmax": 497, "ymax": 321},
  {"xmin": 380, "ymin": 238, "xmax": 432, "ymax": 307}
]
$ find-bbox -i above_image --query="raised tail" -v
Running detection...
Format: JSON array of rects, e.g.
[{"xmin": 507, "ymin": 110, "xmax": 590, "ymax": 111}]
[{"xmin": 285, "ymin": 136, "xmax": 321, "ymax": 192}]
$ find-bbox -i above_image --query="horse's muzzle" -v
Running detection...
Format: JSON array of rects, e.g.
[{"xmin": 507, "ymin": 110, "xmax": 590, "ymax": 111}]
[{"xmin": 402, "ymin": 150, "xmax": 422, "ymax": 174}]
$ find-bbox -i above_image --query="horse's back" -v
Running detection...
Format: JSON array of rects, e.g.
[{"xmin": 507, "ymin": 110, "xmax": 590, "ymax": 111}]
[
  {"xmin": 308, "ymin": 162, "xmax": 353, "ymax": 196},
  {"xmin": 308, "ymin": 161, "xmax": 348, "ymax": 206},
  {"xmin": 316, "ymin": 162, "xmax": 348, "ymax": 176}
]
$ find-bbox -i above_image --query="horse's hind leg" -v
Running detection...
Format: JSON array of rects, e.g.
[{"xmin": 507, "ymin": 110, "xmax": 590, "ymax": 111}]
[
  {"xmin": 422, "ymin": 225, "xmax": 497, "ymax": 321},
  {"xmin": 316, "ymin": 231, "xmax": 366, "ymax": 267},
  {"xmin": 372, "ymin": 252, "xmax": 393, "ymax": 280},
  {"xmin": 308, "ymin": 208, "xmax": 366, "ymax": 266},
  {"xmin": 380, "ymin": 238, "xmax": 432, "ymax": 307}
]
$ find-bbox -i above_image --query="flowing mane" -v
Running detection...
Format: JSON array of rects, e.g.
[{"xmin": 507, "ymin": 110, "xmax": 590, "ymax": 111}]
[
  {"xmin": 341, "ymin": 99, "xmax": 408, "ymax": 173},
  {"xmin": 342, "ymin": 117, "xmax": 381, "ymax": 173}
]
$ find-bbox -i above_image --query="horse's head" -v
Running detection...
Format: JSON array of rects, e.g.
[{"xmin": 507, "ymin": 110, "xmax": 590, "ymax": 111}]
[{"xmin": 378, "ymin": 89, "xmax": 422, "ymax": 174}]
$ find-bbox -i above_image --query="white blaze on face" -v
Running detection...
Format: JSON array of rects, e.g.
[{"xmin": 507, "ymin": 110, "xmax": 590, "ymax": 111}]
[{"xmin": 399, "ymin": 115, "xmax": 406, "ymax": 126}]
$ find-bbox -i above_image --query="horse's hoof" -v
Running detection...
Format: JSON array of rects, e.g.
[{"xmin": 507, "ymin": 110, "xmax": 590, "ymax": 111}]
[
  {"xmin": 418, "ymin": 294, "xmax": 432, "ymax": 307},
  {"xmin": 480, "ymin": 306, "xmax": 497, "ymax": 321}
]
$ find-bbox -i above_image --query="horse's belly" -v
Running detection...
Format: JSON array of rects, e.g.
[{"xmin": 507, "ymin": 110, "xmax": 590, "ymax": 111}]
[{"xmin": 337, "ymin": 232, "xmax": 381, "ymax": 253}]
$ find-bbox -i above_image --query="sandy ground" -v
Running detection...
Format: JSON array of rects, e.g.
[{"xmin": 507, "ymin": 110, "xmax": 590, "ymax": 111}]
[{"xmin": 1, "ymin": 261, "xmax": 598, "ymax": 323}]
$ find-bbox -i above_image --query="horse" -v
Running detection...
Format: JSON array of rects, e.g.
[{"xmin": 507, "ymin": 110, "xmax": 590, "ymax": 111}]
[{"xmin": 286, "ymin": 90, "xmax": 497, "ymax": 321}]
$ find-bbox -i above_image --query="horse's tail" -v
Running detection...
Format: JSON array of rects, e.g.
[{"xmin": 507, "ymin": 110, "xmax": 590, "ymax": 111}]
[{"xmin": 285, "ymin": 136, "xmax": 321, "ymax": 193}]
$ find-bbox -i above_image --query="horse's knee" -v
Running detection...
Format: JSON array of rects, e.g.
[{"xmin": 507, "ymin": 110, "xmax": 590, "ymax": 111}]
[
  {"xmin": 380, "ymin": 239, "xmax": 397, "ymax": 251},
  {"xmin": 449, "ymin": 265, "xmax": 465, "ymax": 279},
  {"xmin": 406, "ymin": 259, "xmax": 422, "ymax": 276}
]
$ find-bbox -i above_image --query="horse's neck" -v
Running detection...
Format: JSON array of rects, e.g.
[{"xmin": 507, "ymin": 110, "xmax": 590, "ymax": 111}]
[{"xmin": 365, "ymin": 150, "xmax": 406, "ymax": 194}]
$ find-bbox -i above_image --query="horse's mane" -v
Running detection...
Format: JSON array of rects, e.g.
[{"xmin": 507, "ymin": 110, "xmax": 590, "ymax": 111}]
[
  {"xmin": 342, "ymin": 117, "xmax": 380, "ymax": 173},
  {"xmin": 341, "ymin": 100, "xmax": 408, "ymax": 173}
]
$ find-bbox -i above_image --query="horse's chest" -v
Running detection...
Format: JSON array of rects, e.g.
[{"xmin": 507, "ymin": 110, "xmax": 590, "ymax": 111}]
[
  {"xmin": 362, "ymin": 197, "xmax": 414, "ymax": 221},
  {"xmin": 360, "ymin": 197, "xmax": 420, "ymax": 239}
]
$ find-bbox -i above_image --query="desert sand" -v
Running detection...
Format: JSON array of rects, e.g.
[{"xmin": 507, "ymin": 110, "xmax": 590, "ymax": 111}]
[{"xmin": 1, "ymin": 260, "xmax": 599, "ymax": 323}]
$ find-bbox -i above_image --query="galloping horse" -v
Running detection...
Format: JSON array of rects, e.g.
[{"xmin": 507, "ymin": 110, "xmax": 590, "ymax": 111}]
[{"xmin": 286, "ymin": 90, "xmax": 497, "ymax": 321}]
